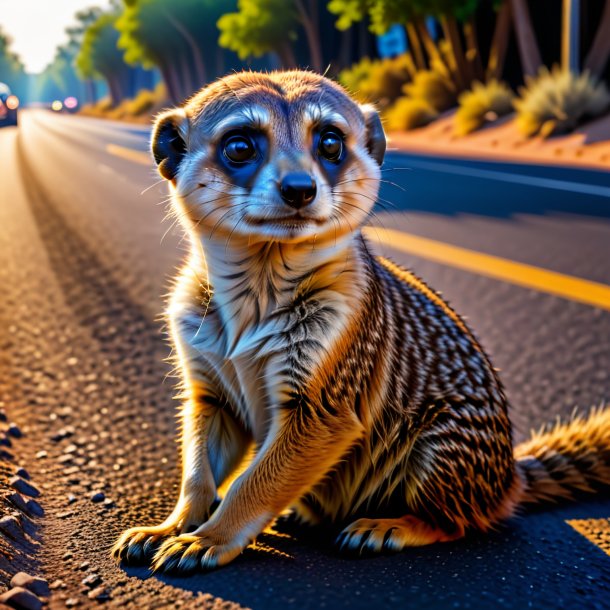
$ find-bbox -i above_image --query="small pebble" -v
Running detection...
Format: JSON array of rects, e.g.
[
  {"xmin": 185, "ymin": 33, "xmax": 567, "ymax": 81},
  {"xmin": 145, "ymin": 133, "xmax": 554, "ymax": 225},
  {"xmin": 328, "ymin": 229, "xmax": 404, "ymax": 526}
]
[
  {"xmin": 0, "ymin": 433, "xmax": 12, "ymax": 447},
  {"xmin": 0, "ymin": 587, "xmax": 42, "ymax": 610},
  {"xmin": 10, "ymin": 572, "xmax": 50, "ymax": 597},
  {"xmin": 15, "ymin": 467, "xmax": 30, "ymax": 480},
  {"xmin": 78, "ymin": 561, "xmax": 90, "ymax": 571},
  {"xmin": 57, "ymin": 511, "xmax": 74, "ymax": 519},
  {"xmin": 9, "ymin": 477, "xmax": 40, "ymax": 498},
  {"xmin": 82, "ymin": 574, "xmax": 102, "ymax": 588},
  {"xmin": 65, "ymin": 598, "xmax": 80, "ymax": 607},
  {"xmin": 0, "ymin": 449, "xmax": 13, "ymax": 461},
  {"xmin": 49, "ymin": 579, "xmax": 65, "ymax": 590},
  {"xmin": 7, "ymin": 423, "xmax": 22, "ymax": 438},
  {"xmin": 0, "ymin": 409, "xmax": 6, "ymax": 421},
  {"xmin": 67, "ymin": 494, "xmax": 77, "ymax": 504},
  {"xmin": 90, "ymin": 492, "xmax": 105, "ymax": 503},
  {"xmin": 8, "ymin": 492, "xmax": 28, "ymax": 513},
  {"xmin": 26, "ymin": 500, "xmax": 44, "ymax": 518},
  {"xmin": 87, "ymin": 587, "xmax": 111, "ymax": 602},
  {"xmin": 0, "ymin": 515, "xmax": 22, "ymax": 539},
  {"xmin": 62, "ymin": 552, "xmax": 73, "ymax": 561},
  {"xmin": 35, "ymin": 450, "xmax": 47, "ymax": 459}
]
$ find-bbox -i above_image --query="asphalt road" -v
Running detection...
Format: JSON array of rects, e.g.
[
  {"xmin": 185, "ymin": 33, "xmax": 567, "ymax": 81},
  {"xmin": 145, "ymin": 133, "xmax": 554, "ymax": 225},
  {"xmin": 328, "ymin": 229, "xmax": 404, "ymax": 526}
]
[{"xmin": 1, "ymin": 109, "xmax": 609, "ymax": 610}]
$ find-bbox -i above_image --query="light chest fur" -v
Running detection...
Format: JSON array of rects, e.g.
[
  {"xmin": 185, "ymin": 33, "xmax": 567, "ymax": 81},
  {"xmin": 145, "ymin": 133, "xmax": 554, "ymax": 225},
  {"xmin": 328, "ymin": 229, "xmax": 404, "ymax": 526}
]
[{"xmin": 168, "ymin": 235, "xmax": 367, "ymax": 445}]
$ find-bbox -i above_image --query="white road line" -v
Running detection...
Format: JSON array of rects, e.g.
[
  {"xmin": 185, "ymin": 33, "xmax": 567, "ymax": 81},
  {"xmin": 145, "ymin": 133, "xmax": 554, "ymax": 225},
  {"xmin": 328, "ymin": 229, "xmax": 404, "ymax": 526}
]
[{"xmin": 399, "ymin": 158, "xmax": 610, "ymax": 198}]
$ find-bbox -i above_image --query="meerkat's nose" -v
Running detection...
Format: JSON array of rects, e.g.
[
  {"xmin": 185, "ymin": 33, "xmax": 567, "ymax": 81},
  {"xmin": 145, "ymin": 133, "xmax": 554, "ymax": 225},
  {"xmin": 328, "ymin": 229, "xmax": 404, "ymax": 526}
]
[{"xmin": 280, "ymin": 172, "xmax": 317, "ymax": 209}]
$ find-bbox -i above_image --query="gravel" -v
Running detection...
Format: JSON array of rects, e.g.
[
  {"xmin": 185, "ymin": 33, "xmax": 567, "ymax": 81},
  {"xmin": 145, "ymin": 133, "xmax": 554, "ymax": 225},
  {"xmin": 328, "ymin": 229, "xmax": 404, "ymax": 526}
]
[{"xmin": 8, "ymin": 477, "xmax": 40, "ymax": 498}]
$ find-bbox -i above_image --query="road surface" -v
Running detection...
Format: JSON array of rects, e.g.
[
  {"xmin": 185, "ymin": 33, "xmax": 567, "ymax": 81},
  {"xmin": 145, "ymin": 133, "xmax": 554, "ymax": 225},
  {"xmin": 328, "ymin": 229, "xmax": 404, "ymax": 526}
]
[{"xmin": 0, "ymin": 109, "xmax": 609, "ymax": 609}]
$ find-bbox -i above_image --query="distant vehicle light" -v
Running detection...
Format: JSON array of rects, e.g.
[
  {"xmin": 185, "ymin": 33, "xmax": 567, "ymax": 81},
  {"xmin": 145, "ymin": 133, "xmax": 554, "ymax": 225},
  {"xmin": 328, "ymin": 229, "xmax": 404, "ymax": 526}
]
[
  {"xmin": 6, "ymin": 95, "xmax": 19, "ymax": 110},
  {"xmin": 51, "ymin": 100, "xmax": 63, "ymax": 111},
  {"xmin": 64, "ymin": 96, "xmax": 78, "ymax": 109}
]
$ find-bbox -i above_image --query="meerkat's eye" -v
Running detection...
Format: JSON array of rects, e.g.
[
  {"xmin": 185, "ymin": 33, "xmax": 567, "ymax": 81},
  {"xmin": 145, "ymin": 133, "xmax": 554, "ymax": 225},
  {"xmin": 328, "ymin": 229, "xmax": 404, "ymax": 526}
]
[
  {"xmin": 223, "ymin": 132, "xmax": 257, "ymax": 163},
  {"xmin": 318, "ymin": 129, "xmax": 344, "ymax": 163}
]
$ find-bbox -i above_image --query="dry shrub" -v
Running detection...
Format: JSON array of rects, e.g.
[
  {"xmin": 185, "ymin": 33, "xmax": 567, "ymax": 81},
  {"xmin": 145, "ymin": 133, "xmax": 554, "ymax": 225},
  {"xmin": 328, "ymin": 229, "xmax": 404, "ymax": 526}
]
[
  {"xmin": 402, "ymin": 69, "xmax": 457, "ymax": 113},
  {"xmin": 514, "ymin": 66, "xmax": 610, "ymax": 137},
  {"xmin": 339, "ymin": 54, "xmax": 416, "ymax": 108},
  {"xmin": 384, "ymin": 97, "xmax": 438, "ymax": 131},
  {"xmin": 455, "ymin": 79, "xmax": 514, "ymax": 136}
]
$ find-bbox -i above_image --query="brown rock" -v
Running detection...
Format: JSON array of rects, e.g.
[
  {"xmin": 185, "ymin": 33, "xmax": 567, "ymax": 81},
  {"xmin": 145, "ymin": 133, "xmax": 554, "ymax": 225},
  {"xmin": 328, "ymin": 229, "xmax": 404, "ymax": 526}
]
[
  {"xmin": 0, "ymin": 587, "xmax": 43, "ymax": 610},
  {"xmin": 9, "ymin": 573, "xmax": 50, "ymax": 597}
]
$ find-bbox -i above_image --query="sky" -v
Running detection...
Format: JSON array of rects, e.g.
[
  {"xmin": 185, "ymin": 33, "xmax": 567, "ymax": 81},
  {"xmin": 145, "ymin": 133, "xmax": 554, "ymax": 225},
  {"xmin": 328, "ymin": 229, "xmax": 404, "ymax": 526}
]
[{"xmin": 0, "ymin": 0, "xmax": 110, "ymax": 74}]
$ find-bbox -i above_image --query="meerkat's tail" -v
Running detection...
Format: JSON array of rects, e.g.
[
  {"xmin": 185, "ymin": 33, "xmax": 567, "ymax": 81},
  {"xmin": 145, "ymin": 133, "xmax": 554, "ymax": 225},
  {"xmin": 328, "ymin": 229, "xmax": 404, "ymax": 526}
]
[{"xmin": 514, "ymin": 406, "xmax": 610, "ymax": 507}]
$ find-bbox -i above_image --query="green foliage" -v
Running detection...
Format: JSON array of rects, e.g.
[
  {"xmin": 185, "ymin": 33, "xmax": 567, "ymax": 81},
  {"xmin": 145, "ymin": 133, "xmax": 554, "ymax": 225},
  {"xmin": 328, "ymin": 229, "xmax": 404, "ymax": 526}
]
[
  {"xmin": 454, "ymin": 79, "xmax": 513, "ymax": 135},
  {"xmin": 339, "ymin": 53, "xmax": 416, "ymax": 107},
  {"xmin": 218, "ymin": 0, "xmax": 298, "ymax": 59},
  {"xmin": 0, "ymin": 27, "xmax": 28, "ymax": 100},
  {"xmin": 384, "ymin": 96, "xmax": 438, "ymax": 130},
  {"xmin": 117, "ymin": 0, "xmax": 236, "ymax": 101},
  {"xmin": 327, "ymin": 0, "xmax": 369, "ymax": 30},
  {"xmin": 329, "ymin": 0, "xmax": 480, "ymax": 34},
  {"xmin": 76, "ymin": 12, "xmax": 123, "ymax": 80},
  {"xmin": 402, "ymin": 68, "xmax": 456, "ymax": 112},
  {"xmin": 514, "ymin": 66, "xmax": 610, "ymax": 137}
]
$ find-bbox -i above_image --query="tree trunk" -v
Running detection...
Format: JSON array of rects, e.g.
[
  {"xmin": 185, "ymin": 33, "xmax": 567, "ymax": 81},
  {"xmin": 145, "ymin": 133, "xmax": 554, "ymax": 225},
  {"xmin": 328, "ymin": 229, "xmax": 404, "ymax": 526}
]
[
  {"xmin": 510, "ymin": 0, "xmax": 543, "ymax": 77},
  {"xmin": 295, "ymin": 0, "xmax": 323, "ymax": 72},
  {"xmin": 464, "ymin": 17, "xmax": 484, "ymax": 81},
  {"xmin": 405, "ymin": 21, "xmax": 427, "ymax": 70},
  {"xmin": 164, "ymin": 11, "xmax": 207, "ymax": 87},
  {"xmin": 178, "ymin": 52, "xmax": 193, "ymax": 100},
  {"xmin": 416, "ymin": 18, "xmax": 441, "ymax": 67},
  {"xmin": 338, "ymin": 27, "xmax": 353, "ymax": 71},
  {"xmin": 104, "ymin": 73, "xmax": 121, "ymax": 106},
  {"xmin": 561, "ymin": 0, "xmax": 580, "ymax": 73},
  {"xmin": 358, "ymin": 20, "xmax": 369, "ymax": 59},
  {"xmin": 440, "ymin": 15, "xmax": 470, "ymax": 89},
  {"xmin": 277, "ymin": 41, "xmax": 298, "ymax": 69},
  {"xmin": 216, "ymin": 49, "xmax": 225, "ymax": 80},
  {"xmin": 584, "ymin": 0, "xmax": 610, "ymax": 78},
  {"xmin": 486, "ymin": 1, "xmax": 512, "ymax": 81},
  {"xmin": 85, "ymin": 79, "xmax": 97, "ymax": 104},
  {"xmin": 158, "ymin": 57, "xmax": 181, "ymax": 105}
]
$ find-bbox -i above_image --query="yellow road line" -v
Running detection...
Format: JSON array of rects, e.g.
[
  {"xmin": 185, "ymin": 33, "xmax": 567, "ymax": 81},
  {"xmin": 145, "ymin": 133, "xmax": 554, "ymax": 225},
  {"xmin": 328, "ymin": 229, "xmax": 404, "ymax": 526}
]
[
  {"xmin": 363, "ymin": 226, "xmax": 610, "ymax": 312},
  {"xmin": 105, "ymin": 144, "xmax": 151, "ymax": 166}
]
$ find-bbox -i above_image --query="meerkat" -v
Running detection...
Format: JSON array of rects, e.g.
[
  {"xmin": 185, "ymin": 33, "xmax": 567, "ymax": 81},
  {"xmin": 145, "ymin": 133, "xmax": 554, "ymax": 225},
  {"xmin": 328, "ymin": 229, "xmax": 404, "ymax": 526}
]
[{"xmin": 112, "ymin": 70, "xmax": 610, "ymax": 573}]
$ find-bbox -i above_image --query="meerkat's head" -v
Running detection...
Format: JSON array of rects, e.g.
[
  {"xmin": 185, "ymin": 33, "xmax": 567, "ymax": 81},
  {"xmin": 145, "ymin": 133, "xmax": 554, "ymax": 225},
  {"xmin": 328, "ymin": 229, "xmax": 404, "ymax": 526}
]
[{"xmin": 152, "ymin": 70, "xmax": 385, "ymax": 244}]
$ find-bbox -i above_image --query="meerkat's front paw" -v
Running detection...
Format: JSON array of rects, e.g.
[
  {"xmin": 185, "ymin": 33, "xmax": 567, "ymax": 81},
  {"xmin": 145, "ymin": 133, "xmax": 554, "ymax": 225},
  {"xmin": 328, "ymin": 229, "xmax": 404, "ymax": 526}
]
[
  {"xmin": 112, "ymin": 524, "xmax": 177, "ymax": 565},
  {"xmin": 112, "ymin": 497, "xmax": 221, "ymax": 565},
  {"xmin": 151, "ymin": 528, "xmax": 245, "ymax": 573}
]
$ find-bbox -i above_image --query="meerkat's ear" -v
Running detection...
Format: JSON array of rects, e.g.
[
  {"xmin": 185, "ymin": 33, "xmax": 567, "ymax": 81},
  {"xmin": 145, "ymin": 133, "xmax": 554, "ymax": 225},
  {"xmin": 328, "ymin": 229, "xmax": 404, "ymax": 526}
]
[
  {"xmin": 151, "ymin": 108, "xmax": 188, "ymax": 181},
  {"xmin": 360, "ymin": 104, "xmax": 386, "ymax": 166}
]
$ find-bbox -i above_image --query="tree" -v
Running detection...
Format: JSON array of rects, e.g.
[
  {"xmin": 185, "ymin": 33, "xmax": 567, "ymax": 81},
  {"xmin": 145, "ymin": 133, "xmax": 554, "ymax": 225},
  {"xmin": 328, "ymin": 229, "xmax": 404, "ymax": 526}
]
[
  {"xmin": 117, "ymin": 0, "xmax": 238, "ymax": 104},
  {"xmin": 218, "ymin": 0, "xmax": 365, "ymax": 73},
  {"xmin": 66, "ymin": 7, "xmax": 107, "ymax": 103},
  {"xmin": 218, "ymin": 0, "xmax": 300, "ymax": 67},
  {"xmin": 329, "ymin": 0, "xmax": 482, "ymax": 88},
  {"xmin": 0, "ymin": 27, "xmax": 29, "ymax": 101},
  {"xmin": 76, "ymin": 11, "xmax": 137, "ymax": 105},
  {"xmin": 218, "ymin": 0, "xmax": 337, "ymax": 71}
]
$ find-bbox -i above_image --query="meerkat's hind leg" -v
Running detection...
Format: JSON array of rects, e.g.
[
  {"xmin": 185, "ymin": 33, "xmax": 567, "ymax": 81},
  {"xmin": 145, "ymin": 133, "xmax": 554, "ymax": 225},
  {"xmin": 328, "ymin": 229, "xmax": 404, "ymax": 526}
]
[{"xmin": 336, "ymin": 515, "xmax": 464, "ymax": 555}]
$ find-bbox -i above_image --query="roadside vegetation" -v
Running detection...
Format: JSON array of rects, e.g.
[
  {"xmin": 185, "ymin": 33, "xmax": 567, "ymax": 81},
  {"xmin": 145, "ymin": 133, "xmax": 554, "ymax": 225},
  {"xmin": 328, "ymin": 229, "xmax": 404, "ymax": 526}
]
[{"xmin": 2, "ymin": 0, "xmax": 610, "ymax": 144}]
